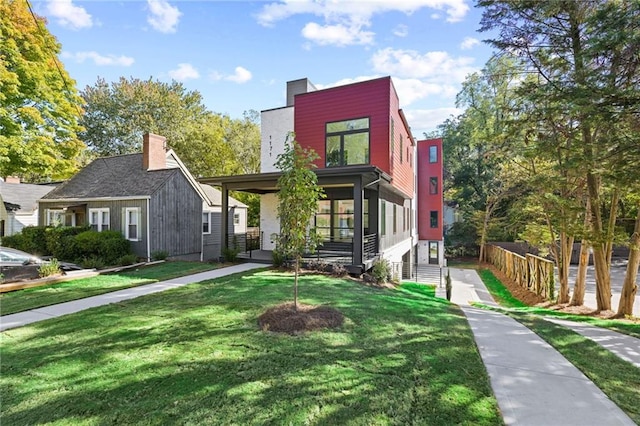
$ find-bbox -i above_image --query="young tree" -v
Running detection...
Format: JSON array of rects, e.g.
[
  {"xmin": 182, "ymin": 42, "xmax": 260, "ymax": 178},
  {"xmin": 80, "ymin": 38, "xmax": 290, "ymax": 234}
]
[
  {"xmin": 0, "ymin": 0, "xmax": 85, "ymax": 181},
  {"xmin": 274, "ymin": 134, "xmax": 325, "ymax": 311}
]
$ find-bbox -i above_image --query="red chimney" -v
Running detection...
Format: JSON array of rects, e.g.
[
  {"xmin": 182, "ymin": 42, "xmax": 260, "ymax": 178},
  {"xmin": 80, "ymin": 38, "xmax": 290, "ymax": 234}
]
[{"xmin": 143, "ymin": 133, "xmax": 167, "ymax": 171}]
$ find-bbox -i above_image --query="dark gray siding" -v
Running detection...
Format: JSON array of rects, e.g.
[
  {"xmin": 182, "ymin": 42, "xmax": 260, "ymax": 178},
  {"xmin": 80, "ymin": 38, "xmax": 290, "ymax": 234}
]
[
  {"xmin": 203, "ymin": 209, "xmax": 222, "ymax": 261},
  {"xmin": 150, "ymin": 171, "xmax": 202, "ymax": 260}
]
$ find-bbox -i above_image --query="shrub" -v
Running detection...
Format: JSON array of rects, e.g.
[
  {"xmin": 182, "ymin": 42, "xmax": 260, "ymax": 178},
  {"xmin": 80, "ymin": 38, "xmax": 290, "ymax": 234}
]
[
  {"xmin": 118, "ymin": 254, "xmax": 139, "ymax": 266},
  {"xmin": 1, "ymin": 233, "xmax": 24, "ymax": 251},
  {"xmin": 371, "ymin": 259, "xmax": 391, "ymax": 284},
  {"xmin": 330, "ymin": 263, "xmax": 348, "ymax": 277},
  {"xmin": 306, "ymin": 258, "xmax": 328, "ymax": 272},
  {"xmin": 74, "ymin": 230, "xmax": 131, "ymax": 266},
  {"xmin": 272, "ymin": 249, "xmax": 287, "ymax": 267},
  {"xmin": 20, "ymin": 226, "xmax": 49, "ymax": 255},
  {"xmin": 80, "ymin": 256, "xmax": 106, "ymax": 270},
  {"xmin": 222, "ymin": 247, "xmax": 240, "ymax": 262},
  {"xmin": 446, "ymin": 269, "xmax": 452, "ymax": 301},
  {"xmin": 45, "ymin": 226, "xmax": 89, "ymax": 261},
  {"xmin": 38, "ymin": 258, "xmax": 61, "ymax": 278},
  {"xmin": 151, "ymin": 250, "xmax": 169, "ymax": 261}
]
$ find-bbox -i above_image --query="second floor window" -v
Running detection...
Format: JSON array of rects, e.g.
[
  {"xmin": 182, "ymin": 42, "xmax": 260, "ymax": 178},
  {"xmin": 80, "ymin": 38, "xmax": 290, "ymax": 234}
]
[
  {"xmin": 429, "ymin": 177, "xmax": 438, "ymax": 195},
  {"xmin": 326, "ymin": 117, "xmax": 369, "ymax": 167},
  {"xmin": 429, "ymin": 145, "xmax": 438, "ymax": 163}
]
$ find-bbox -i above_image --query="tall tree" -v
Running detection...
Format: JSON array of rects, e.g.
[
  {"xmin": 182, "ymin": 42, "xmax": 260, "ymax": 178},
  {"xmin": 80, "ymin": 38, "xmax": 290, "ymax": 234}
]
[
  {"xmin": 80, "ymin": 77, "xmax": 262, "ymax": 180},
  {"xmin": 0, "ymin": 0, "xmax": 85, "ymax": 181},
  {"xmin": 274, "ymin": 134, "xmax": 325, "ymax": 311},
  {"xmin": 479, "ymin": 0, "xmax": 640, "ymax": 311}
]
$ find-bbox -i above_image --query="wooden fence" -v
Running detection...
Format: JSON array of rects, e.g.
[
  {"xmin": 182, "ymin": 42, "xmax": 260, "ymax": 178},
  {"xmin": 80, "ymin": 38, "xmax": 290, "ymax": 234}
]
[{"xmin": 483, "ymin": 244, "xmax": 555, "ymax": 300}]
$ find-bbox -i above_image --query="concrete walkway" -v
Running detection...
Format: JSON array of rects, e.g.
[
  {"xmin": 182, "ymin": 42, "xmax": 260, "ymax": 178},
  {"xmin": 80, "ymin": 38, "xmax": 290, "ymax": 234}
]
[
  {"xmin": 0, "ymin": 262, "xmax": 266, "ymax": 332},
  {"xmin": 447, "ymin": 268, "xmax": 637, "ymax": 426}
]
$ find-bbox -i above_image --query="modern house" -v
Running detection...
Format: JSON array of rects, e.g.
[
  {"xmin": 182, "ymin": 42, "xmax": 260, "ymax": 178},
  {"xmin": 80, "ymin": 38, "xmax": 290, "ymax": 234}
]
[
  {"xmin": 417, "ymin": 138, "xmax": 444, "ymax": 265},
  {"xmin": 38, "ymin": 133, "xmax": 246, "ymax": 261},
  {"xmin": 203, "ymin": 76, "xmax": 438, "ymax": 277},
  {"xmin": 0, "ymin": 177, "xmax": 57, "ymax": 237}
]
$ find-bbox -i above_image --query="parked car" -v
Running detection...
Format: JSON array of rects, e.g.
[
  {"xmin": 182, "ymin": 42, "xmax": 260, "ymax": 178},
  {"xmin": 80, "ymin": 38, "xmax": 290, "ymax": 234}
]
[{"xmin": 0, "ymin": 247, "xmax": 81, "ymax": 282}]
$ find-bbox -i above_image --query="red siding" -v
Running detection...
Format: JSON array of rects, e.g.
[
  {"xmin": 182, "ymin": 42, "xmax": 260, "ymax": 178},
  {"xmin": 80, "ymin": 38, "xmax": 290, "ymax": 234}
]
[
  {"xmin": 293, "ymin": 77, "xmax": 414, "ymax": 198},
  {"xmin": 417, "ymin": 138, "xmax": 443, "ymax": 241}
]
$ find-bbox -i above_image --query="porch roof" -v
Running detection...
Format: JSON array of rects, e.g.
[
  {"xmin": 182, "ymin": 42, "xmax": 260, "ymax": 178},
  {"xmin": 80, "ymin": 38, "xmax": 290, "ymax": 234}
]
[{"xmin": 199, "ymin": 165, "xmax": 394, "ymax": 195}]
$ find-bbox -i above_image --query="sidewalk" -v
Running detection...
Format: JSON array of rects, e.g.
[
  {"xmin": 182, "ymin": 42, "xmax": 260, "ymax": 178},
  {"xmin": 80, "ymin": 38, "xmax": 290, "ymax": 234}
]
[
  {"xmin": 447, "ymin": 267, "xmax": 637, "ymax": 426},
  {"xmin": 0, "ymin": 262, "xmax": 266, "ymax": 332}
]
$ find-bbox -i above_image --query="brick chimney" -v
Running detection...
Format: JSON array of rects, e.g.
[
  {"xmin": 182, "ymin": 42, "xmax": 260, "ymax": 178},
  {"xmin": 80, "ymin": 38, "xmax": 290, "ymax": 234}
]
[
  {"xmin": 142, "ymin": 133, "xmax": 167, "ymax": 171},
  {"xmin": 5, "ymin": 176, "xmax": 20, "ymax": 184}
]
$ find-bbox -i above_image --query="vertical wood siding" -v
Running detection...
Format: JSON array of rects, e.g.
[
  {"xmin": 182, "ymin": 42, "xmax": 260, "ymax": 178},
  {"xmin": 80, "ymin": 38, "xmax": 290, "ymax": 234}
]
[{"xmin": 150, "ymin": 171, "xmax": 203, "ymax": 259}]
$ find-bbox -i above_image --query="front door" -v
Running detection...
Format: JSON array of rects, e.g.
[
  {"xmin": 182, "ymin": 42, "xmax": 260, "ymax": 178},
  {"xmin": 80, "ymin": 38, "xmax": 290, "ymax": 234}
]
[{"xmin": 429, "ymin": 241, "xmax": 439, "ymax": 265}]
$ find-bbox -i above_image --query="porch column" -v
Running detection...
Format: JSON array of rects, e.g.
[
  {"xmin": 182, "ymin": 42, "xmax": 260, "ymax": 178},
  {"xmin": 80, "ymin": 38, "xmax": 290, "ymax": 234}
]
[
  {"xmin": 367, "ymin": 189, "xmax": 379, "ymax": 249},
  {"xmin": 221, "ymin": 184, "xmax": 229, "ymax": 254},
  {"xmin": 353, "ymin": 176, "xmax": 363, "ymax": 266}
]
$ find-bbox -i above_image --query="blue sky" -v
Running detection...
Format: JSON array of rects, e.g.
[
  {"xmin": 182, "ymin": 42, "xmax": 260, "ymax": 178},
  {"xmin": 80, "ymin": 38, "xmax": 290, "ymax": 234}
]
[{"xmin": 33, "ymin": 0, "xmax": 496, "ymax": 137}]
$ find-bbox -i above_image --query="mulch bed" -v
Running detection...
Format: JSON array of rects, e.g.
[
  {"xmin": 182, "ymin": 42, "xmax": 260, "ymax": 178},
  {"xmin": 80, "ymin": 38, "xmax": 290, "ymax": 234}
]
[{"xmin": 258, "ymin": 302, "xmax": 344, "ymax": 335}]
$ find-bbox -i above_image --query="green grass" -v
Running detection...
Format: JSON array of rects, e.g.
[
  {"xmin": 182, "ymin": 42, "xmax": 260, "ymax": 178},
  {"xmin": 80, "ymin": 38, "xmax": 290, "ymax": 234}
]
[
  {"xmin": 477, "ymin": 268, "xmax": 640, "ymax": 423},
  {"xmin": 400, "ymin": 282, "xmax": 436, "ymax": 298},
  {"xmin": 1, "ymin": 270, "xmax": 502, "ymax": 425},
  {"xmin": 0, "ymin": 261, "xmax": 219, "ymax": 316},
  {"xmin": 477, "ymin": 269, "xmax": 528, "ymax": 308}
]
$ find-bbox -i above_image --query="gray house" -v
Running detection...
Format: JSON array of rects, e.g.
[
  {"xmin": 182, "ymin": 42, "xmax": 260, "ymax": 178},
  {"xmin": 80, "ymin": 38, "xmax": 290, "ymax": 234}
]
[
  {"xmin": 0, "ymin": 177, "xmax": 57, "ymax": 237},
  {"xmin": 38, "ymin": 133, "xmax": 246, "ymax": 261}
]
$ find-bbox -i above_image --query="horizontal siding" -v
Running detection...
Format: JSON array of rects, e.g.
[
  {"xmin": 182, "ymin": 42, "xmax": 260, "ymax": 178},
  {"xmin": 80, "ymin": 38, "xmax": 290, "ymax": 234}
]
[
  {"xmin": 294, "ymin": 77, "xmax": 391, "ymax": 173},
  {"xmin": 389, "ymin": 86, "xmax": 415, "ymax": 198}
]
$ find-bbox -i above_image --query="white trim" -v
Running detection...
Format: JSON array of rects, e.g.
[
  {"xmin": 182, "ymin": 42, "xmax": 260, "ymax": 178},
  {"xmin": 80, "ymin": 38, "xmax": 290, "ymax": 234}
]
[
  {"xmin": 125, "ymin": 207, "xmax": 141, "ymax": 241},
  {"xmin": 146, "ymin": 199, "xmax": 151, "ymax": 261},
  {"xmin": 88, "ymin": 208, "xmax": 110, "ymax": 232},
  {"xmin": 202, "ymin": 211, "xmax": 211, "ymax": 234},
  {"xmin": 41, "ymin": 196, "xmax": 150, "ymax": 203}
]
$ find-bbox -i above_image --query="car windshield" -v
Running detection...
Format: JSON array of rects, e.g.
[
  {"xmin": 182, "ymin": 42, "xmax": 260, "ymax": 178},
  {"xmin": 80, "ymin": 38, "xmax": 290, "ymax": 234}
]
[{"xmin": 0, "ymin": 249, "xmax": 34, "ymax": 264}]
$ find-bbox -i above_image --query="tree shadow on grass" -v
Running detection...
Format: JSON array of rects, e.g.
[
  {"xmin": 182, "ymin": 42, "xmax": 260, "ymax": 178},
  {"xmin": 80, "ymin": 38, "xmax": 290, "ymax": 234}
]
[{"xmin": 1, "ymin": 270, "xmax": 502, "ymax": 425}]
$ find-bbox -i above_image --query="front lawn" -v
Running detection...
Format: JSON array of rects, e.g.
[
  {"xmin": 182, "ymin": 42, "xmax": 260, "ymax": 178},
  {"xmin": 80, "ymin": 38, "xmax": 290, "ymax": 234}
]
[
  {"xmin": 0, "ymin": 261, "xmax": 219, "ymax": 316},
  {"xmin": 1, "ymin": 271, "xmax": 502, "ymax": 425}
]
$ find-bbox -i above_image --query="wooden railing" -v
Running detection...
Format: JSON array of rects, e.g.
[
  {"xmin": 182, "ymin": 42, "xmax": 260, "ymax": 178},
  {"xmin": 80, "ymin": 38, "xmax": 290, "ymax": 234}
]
[{"xmin": 483, "ymin": 244, "xmax": 555, "ymax": 300}]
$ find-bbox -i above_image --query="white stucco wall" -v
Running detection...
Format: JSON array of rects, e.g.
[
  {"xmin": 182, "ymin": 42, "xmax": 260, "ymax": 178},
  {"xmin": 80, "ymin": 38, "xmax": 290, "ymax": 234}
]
[
  {"xmin": 261, "ymin": 107, "xmax": 294, "ymax": 173},
  {"xmin": 260, "ymin": 193, "xmax": 280, "ymax": 251}
]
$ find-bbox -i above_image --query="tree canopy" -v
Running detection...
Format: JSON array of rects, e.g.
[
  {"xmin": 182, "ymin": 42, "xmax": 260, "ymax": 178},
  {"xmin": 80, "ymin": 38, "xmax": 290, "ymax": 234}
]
[{"xmin": 0, "ymin": 0, "xmax": 85, "ymax": 181}]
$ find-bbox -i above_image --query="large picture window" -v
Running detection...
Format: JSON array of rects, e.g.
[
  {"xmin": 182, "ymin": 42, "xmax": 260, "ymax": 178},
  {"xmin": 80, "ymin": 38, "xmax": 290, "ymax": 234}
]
[
  {"xmin": 325, "ymin": 118, "xmax": 370, "ymax": 167},
  {"xmin": 315, "ymin": 199, "xmax": 368, "ymax": 242}
]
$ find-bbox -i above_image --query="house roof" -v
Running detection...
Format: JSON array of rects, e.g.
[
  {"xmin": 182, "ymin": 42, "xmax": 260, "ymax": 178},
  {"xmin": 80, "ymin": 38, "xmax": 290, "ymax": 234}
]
[
  {"xmin": 199, "ymin": 183, "xmax": 247, "ymax": 208},
  {"xmin": 0, "ymin": 181, "xmax": 57, "ymax": 213},
  {"xmin": 41, "ymin": 154, "xmax": 178, "ymax": 200}
]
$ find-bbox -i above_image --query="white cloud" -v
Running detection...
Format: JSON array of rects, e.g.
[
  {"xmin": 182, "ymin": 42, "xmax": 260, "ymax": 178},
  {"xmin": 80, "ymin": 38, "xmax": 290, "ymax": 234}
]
[
  {"xmin": 62, "ymin": 51, "xmax": 134, "ymax": 66},
  {"xmin": 210, "ymin": 66, "xmax": 253, "ymax": 84},
  {"xmin": 404, "ymin": 107, "xmax": 462, "ymax": 135},
  {"xmin": 301, "ymin": 22, "xmax": 374, "ymax": 46},
  {"xmin": 257, "ymin": 0, "xmax": 469, "ymax": 27},
  {"xmin": 460, "ymin": 37, "xmax": 480, "ymax": 50},
  {"xmin": 371, "ymin": 47, "xmax": 477, "ymax": 82},
  {"xmin": 147, "ymin": 0, "xmax": 182, "ymax": 33},
  {"xmin": 393, "ymin": 24, "xmax": 409, "ymax": 37},
  {"xmin": 168, "ymin": 63, "xmax": 200, "ymax": 81},
  {"xmin": 46, "ymin": 0, "xmax": 93, "ymax": 30},
  {"xmin": 393, "ymin": 78, "xmax": 458, "ymax": 105}
]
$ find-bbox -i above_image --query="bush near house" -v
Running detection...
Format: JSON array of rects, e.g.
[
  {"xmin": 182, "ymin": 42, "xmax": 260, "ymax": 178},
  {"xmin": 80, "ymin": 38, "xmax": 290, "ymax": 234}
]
[{"xmin": 2, "ymin": 226, "xmax": 132, "ymax": 267}]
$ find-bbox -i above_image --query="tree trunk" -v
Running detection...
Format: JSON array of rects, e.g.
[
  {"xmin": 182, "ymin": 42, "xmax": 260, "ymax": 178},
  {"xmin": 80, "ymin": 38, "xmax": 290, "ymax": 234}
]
[
  {"xmin": 605, "ymin": 189, "xmax": 619, "ymax": 268},
  {"xmin": 616, "ymin": 204, "xmax": 640, "ymax": 317},
  {"xmin": 294, "ymin": 256, "xmax": 299, "ymax": 311},
  {"xmin": 557, "ymin": 231, "xmax": 574, "ymax": 304},
  {"xmin": 571, "ymin": 200, "xmax": 591, "ymax": 306},
  {"xmin": 587, "ymin": 173, "xmax": 612, "ymax": 311},
  {"xmin": 478, "ymin": 203, "xmax": 492, "ymax": 263}
]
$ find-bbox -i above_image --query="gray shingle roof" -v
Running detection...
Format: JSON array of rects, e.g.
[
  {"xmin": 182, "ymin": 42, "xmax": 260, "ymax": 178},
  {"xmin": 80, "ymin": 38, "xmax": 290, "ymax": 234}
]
[
  {"xmin": 0, "ymin": 181, "xmax": 57, "ymax": 213},
  {"xmin": 41, "ymin": 154, "xmax": 178, "ymax": 200},
  {"xmin": 199, "ymin": 183, "xmax": 247, "ymax": 208}
]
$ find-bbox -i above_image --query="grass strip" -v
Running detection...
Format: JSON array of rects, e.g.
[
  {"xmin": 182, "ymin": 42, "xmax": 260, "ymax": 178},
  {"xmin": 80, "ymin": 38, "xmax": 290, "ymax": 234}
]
[
  {"xmin": 1, "ymin": 270, "xmax": 502, "ymax": 425},
  {"xmin": 0, "ymin": 261, "xmax": 219, "ymax": 315},
  {"xmin": 477, "ymin": 268, "xmax": 640, "ymax": 422},
  {"xmin": 477, "ymin": 269, "xmax": 528, "ymax": 308}
]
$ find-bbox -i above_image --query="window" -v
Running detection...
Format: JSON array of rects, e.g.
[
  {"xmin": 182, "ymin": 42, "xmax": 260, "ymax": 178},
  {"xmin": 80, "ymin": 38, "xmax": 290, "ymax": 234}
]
[
  {"xmin": 234, "ymin": 213, "xmax": 240, "ymax": 225},
  {"xmin": 125, "ymin": 207, "xmax": 141, "ymax": 241},
  {"xmin": 46, "ymin": 209, "xmax": 74, "ymax": 227},
  {"xmin": 315, "ymin": 199, "xmax": 365, "ymax": 242},
  {"xmin": 381, "ymin": 201, "xmax": 386, "ymax": 236},
  {"xmin": 393, "ymin": 204, "xmax": 397, "ymax": 234},
  {"xmin": 429, "ymin": 145, "xmax": 438, "ymax": 163},
  {"xmin": 430, "ymin": 210, "xmax": 438, "ymax": 228},
  {"xmin": 202, "ymin": 212, "xmax": 210, "ymax": 234},
  {"xmin": 325, "ymin": 117, "xmax": 369, "ymax": 167},
  {"xmin": 429, "ymin": 177, "xmax": 438, "ymax": 195},
  {"xmin": 89, "ymin": 208, "xmax": 109, "ymax": 232}
]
